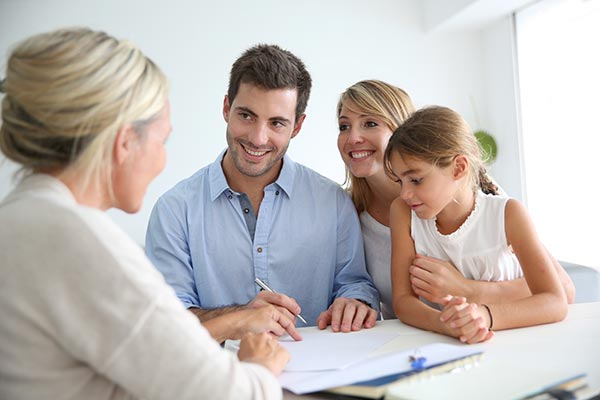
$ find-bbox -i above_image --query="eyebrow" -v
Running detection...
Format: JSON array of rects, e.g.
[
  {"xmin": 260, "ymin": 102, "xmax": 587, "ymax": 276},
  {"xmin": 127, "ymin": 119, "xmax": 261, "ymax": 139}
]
[
  {"xmin": 236, "ymin": 106, "xmax": 292, "ymax": 124},
  {"xmin": 235, "ymin": 106, "xmax": 258, "ymax": 118},
  {"xmin": 399, "ymin": 168, "xmax": 422, "ymax": 177},
  {"xmin": 338, "ymin": 113, "xmax": 372, "ymax": 120}
]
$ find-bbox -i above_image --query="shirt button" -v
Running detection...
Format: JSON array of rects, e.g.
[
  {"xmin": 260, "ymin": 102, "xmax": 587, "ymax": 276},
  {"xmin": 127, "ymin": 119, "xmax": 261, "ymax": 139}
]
[
  {"xmin": 275, "ymin": 190, "xmax": 280, "ymax": 196},
  {"xmin": 257, "ymin": 247, "xmax": 263, "ymax": 253},
  {"xmin": 244, "ymin": 208, "xmax": 249, "ymax": 214}
]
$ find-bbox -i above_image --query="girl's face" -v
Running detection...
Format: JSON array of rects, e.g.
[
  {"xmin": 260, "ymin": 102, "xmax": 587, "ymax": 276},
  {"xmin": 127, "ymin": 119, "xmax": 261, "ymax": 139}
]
[
  {"xmin": 337, "ymin": 101, "xmax": 394, "ymax": 180},
  {"xmin": 387, "ymin": 151, "xmax": 460, "ymax": 220}
]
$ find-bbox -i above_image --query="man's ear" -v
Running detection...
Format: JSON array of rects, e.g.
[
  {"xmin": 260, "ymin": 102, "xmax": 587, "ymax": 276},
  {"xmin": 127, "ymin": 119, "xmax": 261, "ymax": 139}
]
[
  {"xmin": 222, "ymin": 95, "xmax": 231, "ymax": 122},
  {"xmin": 113, "ymin": 124, "xmax": 137, "ymax": 166},
  {"xmin": 291, "ymin": 114, "xmax": 306, "ymax": 139},
  {"xmin": 452, "ymin": 154, "xmax": 469, "ymax": 180}
]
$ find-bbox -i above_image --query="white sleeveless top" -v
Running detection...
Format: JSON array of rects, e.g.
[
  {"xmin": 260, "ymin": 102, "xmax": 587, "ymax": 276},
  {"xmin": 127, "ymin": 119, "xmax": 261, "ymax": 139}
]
[
  {"xmin": 360, "ymin": 211, "xmax": 395, "ymax": 319},
  {"xmin": 411, "ymin": 191, "xmax": 523, "ymax": 281}
]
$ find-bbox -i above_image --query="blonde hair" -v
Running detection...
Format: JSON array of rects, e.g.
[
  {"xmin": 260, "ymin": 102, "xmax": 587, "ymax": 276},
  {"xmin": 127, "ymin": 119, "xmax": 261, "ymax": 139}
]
[
  {"xmin": 0, "ymin": 27, "xmax": 168, "ymax": 197},
  {"xmin": 337, "ymin": 80, "xmax": 415, "ymax": 212},
  {"xmin": 384, "ymin": 106, "xmax": 499, "ymax": 195}
]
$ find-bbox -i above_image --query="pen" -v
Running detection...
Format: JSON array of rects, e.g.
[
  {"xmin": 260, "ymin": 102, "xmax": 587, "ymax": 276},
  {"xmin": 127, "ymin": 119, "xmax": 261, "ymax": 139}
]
[{"xmin": 254, "ymin": 277, "xmax": 308, "ymax": 325}]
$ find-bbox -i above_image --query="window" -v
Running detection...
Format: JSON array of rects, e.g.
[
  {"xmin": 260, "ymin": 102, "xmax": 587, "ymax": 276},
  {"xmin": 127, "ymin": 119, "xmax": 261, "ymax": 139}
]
[{"xmin": 516, "ymin": 0, "xmax": 600, "ymax": 268}]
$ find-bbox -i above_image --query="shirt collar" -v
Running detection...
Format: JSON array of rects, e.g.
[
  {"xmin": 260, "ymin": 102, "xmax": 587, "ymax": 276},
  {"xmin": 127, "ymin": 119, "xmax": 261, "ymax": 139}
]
[
  {"xmin": 208, "ymin": 150, "xmax": 230, "ymax": 201},
  {"xmin": 274, "ymin": 153, "xmax": 295, "ymax": 197},
  {"xmin": 208, "ymin": 150, "xmax": 296, "ymax": 201}
]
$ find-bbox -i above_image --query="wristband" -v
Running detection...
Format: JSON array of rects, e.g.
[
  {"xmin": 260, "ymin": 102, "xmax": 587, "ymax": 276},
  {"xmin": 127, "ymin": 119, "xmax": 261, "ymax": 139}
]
[{"xmin": 481, "ymin": 303, "xmax": 493, "ymax": 330}]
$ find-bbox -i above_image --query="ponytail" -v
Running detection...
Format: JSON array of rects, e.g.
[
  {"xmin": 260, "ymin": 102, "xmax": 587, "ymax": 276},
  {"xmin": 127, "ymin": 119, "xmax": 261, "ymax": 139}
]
[{"xmin": 478, "ymin": 168, "xmax": 499, "ymax": 195}]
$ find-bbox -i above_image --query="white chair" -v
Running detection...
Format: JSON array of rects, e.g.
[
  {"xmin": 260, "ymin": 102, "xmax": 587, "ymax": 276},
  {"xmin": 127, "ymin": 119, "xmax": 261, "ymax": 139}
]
[{"xmin": 561, "ymin": 261, "xmax": 600, "ymax": 303}]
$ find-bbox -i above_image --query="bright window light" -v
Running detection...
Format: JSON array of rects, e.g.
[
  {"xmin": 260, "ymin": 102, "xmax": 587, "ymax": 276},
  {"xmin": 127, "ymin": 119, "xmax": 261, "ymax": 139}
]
[{"xmin": 516, "ymin": 0, "xmax": 600, "ymax": 269}]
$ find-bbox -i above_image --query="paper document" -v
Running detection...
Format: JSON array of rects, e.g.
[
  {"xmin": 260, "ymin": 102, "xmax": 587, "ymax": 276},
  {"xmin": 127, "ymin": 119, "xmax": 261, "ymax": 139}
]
[
  {"xmin": 279, "ymin": 329, "xmax": 399, "ymax": 372},
  {"xmin": 281, "ymin": 342, "xmax": 482, "ymax": 395}
]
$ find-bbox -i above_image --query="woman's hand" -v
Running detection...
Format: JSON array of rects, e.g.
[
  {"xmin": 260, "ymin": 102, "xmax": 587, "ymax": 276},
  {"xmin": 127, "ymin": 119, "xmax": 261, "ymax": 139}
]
[{"xmin": 238, "ymin": 332, "xmax": 290, "ymax": 376}]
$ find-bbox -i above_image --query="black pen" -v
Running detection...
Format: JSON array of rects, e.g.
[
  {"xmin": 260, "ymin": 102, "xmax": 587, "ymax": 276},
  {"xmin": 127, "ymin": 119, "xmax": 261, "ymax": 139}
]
[{"xmin": 254, "ymin": 277, "xmax": 308, "ymax": 325}]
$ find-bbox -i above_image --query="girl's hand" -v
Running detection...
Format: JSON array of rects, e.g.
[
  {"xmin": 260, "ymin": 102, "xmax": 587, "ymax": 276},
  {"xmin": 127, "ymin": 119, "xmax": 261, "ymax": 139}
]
[
  {"xmin": 410, "ymin": 255, "xmax": 469, "ymax": 304},
  {"xmin": 439, "ymin": 296, "xmax": 494, "ymax": 344},
  {"xmin": 238, "ymin": 332, "xmax": 290, "ymax": 376}
]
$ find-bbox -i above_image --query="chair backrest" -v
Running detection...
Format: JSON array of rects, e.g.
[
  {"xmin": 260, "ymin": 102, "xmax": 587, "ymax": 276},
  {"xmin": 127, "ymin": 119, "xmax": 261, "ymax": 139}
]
[{"xmin": 560, "ymin": 261, "xmax": 600, "ymax": 303}]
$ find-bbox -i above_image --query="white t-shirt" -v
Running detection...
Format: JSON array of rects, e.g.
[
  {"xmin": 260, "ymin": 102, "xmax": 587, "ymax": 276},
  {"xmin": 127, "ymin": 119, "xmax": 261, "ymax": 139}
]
[
  {"xmin": 411, "ymin": 191, "xmax": 523, "ymax": 282},
  {"xmin": 0, "ymin": 174, "xmax": 281, "ymax": 400},
  {"xmin": 360, "ymin": 211, "xmax": 395, "ymax": 319}
]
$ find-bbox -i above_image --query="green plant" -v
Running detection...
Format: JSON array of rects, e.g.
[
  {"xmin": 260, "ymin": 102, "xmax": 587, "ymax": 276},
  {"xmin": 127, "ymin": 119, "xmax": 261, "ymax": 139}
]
[{"xmin": 474, "ymin": 130, "xmax": 497, "ymax": 165}]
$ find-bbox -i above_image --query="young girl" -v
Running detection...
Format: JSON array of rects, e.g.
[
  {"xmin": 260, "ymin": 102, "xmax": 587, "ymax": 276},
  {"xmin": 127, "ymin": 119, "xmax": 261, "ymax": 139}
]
[{"xmin": 385, "ymin": 106, "xmax": 569, "ymax": 344}]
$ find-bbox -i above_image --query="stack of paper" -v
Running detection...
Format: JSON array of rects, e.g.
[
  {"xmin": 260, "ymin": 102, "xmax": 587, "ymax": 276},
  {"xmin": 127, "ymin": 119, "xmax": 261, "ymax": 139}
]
[{"xmin": 279, "ymin": 329, "xmax": 483, "ymax": 396}]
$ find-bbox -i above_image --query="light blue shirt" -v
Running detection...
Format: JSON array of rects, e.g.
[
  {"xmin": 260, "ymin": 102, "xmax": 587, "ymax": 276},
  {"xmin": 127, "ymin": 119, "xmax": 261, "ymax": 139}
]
[{"xmin": 145, "ymin": 151, "xmax": 379, "ymax": 325}]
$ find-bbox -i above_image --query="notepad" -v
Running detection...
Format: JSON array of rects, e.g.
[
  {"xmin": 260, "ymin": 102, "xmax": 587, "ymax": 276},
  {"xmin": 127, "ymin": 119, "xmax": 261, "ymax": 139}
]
[{"xmin": 281, "ymin": 342, "xmax": 483, "ymax": 395}]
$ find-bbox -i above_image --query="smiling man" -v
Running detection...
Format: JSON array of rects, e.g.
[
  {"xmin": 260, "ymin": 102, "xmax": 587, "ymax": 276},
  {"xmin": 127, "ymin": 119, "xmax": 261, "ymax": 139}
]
[{"xmin": 145, "ymin": 45, "xmax": 379, "ymax": 340}]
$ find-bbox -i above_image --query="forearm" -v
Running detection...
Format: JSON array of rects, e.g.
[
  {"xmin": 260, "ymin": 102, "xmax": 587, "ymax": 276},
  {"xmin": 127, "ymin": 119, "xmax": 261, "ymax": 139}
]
[
  {"xmin": 484, "ymin": 292, "xmax": 568, "ymax": 331},
  {"xmin": 463, "ymin": 278, "xmax": 531, "ymax": 304},
  {"xmin": 393, "ymin": 295, "xmax": 450, "ymax": 336},
  {"xmin": 200, "ymin": 312, "xmax": 242, "ymax": 343},
  {"xmin": 188, "ymin": 305, "xmax": 246, "ymax": 340}
]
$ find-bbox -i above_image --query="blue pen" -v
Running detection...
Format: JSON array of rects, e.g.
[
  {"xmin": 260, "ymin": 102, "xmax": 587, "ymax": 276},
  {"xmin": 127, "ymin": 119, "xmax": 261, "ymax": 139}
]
[{"xmin": 254, "ymin": 278, "xmax": 308, "ymax": 325}]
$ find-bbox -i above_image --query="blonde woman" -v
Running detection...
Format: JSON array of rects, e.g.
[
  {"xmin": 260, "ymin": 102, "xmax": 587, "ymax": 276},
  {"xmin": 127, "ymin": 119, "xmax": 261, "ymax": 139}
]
[
  {"xmin": 0, "ymin": 28, "xmax": 289, "ymax": 400},
  {"xmin": 336, "ymin": 80, "xmax": 574, "ymax": 320}
]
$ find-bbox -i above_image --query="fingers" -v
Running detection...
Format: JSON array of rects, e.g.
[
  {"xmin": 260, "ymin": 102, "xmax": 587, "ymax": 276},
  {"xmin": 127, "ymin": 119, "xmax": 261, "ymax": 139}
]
[
  {"xmin": 320, "ymin": 298, "xmax": 377, "ymax": 333},
  {"xmin": 251, "ymin": 291, "xmax": 301, "ymax": 318},
  {"xmin": 410, "ymin": 264, "xmax": 451, "ymax": 304},
  {"xmin": 271, "ymin": 308, "xmax": 302, "ymax": 341},
  {"xmin": 440, "ymin": 294, "xmax": 453, "ymax": 305},
  {"xmin": 409, "ymin": 269, "xmax": 432, "ymax": 292},
  {"xmin": 238, "ymin": 332, "xmax": 290, "ymax": 376},
  {"xmin": 439, "ymin": 296, "xmax": 467, "ymax": 322},
  {"xmin": 316, "ymin": 309, "xmax": 331, "ymax": 330},
  {"xmin": 457, "ymin": 318, "xmax": 493, "ymax": 344},
  {"xmin": 439, "ymin": 299, "xmax": 494, "ymax": 344},
  {"xmin": 446, "ymin": 303, "xmax": 479, "ymax": 329},
  {"xmin": 329, "ymin": 299, "xmax": 346, "ymax": 332},
  {"xmin": 364, "ymin": 307, "xmax": 378, "ymax": 329}
]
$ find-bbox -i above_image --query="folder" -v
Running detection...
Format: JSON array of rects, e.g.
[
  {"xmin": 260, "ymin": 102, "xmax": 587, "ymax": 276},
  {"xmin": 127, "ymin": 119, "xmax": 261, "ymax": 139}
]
[
  {"xmin": 281, "ymin": 342, "xmax": 483, "ymax": 395},
  {"xmin": 325, "ymin": 350, "xmax": 483, "ymax": 399}
]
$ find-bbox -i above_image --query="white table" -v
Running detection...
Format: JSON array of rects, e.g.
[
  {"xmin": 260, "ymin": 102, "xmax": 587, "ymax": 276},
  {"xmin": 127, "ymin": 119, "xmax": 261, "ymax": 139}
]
[{"xmin": 284, "ymin": 301, "xmax": 600, "ymax": 399}]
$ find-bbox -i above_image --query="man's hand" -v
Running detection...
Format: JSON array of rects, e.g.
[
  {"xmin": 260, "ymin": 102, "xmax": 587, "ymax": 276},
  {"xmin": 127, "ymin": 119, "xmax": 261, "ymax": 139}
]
[
  {"xmin": 316, "ymin": 297, "xmax": 378, "ymax": 332},
  {"xmin": 247, "ymin": 290, "xmax": 302, "ymax": 323},
  {"xmin": 202, "ymin": 305, "xmax": 302, "ymax": 342},
  {"xmin": 233, "ymin": 305, "xmax": 302, "ymax": 341},
  {"xmin": 410, "ymin": 255, "xmax": 469, "ymax": 304}
]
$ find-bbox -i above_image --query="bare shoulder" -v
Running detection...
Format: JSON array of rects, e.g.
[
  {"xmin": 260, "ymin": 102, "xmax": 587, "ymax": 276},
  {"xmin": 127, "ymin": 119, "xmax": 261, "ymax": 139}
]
[
  {"xmin": 390, "ymin": 196, "xmax": 411, "ymax": 220},
  {"xmin": 390, "ymin": 197, "xmax": 412, "ymax": 235},
  {"xmin": 504, "ymin": 198, "xmax": 531, "ymax": 225},
  {"xmin": 504, "ymin": 198, "xmax": 539, "ymax": 247}
]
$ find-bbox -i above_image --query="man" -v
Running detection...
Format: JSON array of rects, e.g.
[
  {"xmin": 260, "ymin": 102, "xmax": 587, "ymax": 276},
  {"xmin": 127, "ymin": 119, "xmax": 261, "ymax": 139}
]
[{"xmin": 146, "ymin": 44, "xmax": 379, "ymax": 340}]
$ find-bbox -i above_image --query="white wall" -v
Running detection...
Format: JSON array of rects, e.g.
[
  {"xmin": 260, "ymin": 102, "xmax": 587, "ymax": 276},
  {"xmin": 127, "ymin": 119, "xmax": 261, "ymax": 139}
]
[
  {"xmin": 481, "ymin": 17, "xmax": 524, "ymax": 201},
  {"xmin": 0, "ymin": 0, "xmax": 522, "ymax": 245}
]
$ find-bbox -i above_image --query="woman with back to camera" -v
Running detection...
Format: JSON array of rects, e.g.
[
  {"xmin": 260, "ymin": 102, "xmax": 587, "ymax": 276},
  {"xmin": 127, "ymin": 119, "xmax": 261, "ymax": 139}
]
[
  {"xmin": 336, "ymin": 80, "xmax": 574, "ymax": 319},
  {"xmin": 0, "ymin": 27, "xmax": 292, "ymax": 400}
]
